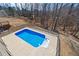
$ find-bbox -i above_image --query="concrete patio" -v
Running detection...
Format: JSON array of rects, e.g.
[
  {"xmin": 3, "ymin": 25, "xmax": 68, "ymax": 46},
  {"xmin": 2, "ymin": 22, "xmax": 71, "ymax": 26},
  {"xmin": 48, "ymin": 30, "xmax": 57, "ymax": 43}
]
[{"xmin": 1, "ymin": 27, "xmax": 58, "ymax": 56}]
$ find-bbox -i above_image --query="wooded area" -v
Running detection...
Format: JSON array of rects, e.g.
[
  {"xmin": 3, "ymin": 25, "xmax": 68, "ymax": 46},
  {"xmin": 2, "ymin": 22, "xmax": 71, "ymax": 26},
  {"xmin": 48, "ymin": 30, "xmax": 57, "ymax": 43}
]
[{"xmin": 0, "ymin": 3, "xmax": 79, "ymax": 39}]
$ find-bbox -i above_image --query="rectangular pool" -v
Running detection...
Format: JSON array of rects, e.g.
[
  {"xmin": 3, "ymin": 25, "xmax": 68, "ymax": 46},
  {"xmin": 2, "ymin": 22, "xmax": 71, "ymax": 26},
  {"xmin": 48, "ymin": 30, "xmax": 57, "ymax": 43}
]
[{"xmin": 15, "ymin": 29, "xmax": 46, "ymax": 47}]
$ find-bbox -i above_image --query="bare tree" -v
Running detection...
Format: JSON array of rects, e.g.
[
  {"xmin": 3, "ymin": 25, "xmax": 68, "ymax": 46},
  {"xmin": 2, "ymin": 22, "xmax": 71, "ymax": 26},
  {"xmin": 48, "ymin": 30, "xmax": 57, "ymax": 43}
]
[{"xmin": 63, "ymin": 3, "xmax": 74, "ymax": 31}]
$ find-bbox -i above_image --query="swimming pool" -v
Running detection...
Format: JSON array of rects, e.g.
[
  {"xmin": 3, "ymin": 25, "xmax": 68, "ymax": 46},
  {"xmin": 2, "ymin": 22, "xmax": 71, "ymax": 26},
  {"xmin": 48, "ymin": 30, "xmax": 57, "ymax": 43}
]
[{"xmin": 15, "ymin": 29, "xmax": 46, "ymax": 47}]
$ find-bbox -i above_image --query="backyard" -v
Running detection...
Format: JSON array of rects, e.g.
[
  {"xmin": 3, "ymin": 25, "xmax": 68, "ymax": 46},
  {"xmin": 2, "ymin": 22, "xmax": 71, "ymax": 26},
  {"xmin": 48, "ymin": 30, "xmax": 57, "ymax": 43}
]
[
  {"xmin": 0, "ymin": 17, "xmax": 78, "ymax": 55},
  {"xmin": 0, "ymin": 3, "xmax": 79, "ymax": 56}
]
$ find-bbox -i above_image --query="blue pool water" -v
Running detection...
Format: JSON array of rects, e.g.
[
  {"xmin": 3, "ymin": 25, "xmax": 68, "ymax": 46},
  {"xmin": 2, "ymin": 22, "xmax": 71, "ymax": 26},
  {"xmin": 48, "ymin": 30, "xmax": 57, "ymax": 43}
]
[{"xmin": 15, "ymin": 29, "xmax": 45, "ymax": 47}]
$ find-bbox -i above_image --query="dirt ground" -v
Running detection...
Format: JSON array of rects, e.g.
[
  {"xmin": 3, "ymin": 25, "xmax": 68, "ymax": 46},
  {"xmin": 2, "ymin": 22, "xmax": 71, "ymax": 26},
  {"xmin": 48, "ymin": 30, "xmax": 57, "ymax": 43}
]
[{"xmin": 59, "ymin": 34, "xmax": 78, "ymax": 56}]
